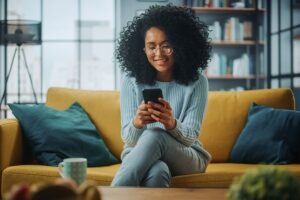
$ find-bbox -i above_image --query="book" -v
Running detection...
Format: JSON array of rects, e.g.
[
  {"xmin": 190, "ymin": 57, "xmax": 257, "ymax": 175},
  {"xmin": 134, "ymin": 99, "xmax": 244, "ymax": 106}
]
[
  {"xmin": 243, "ymin": 21, "xmax": 253, "ymax": 40},
  {"xmin": 208, "ymin": 53, "xmax": 221, "ymax": 76}
]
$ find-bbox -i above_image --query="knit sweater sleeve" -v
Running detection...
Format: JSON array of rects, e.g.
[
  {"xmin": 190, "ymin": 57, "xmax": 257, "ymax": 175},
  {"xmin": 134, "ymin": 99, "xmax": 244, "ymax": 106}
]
[
  {"xmin": 120, "ymin": 76, "xmax": 145, "ymax": 147},
  {"xmin": 167, "ymin": 74, "xmax": 208, "ymax": 146}
]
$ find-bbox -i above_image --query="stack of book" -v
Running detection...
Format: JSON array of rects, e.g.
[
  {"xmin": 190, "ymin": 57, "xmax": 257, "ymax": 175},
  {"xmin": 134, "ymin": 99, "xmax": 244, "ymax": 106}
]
[
  {"xmin": 207, "ymin": 53, "xmax": 252, "ymax": 77},
  {"xmin": 184, "ymin": 0, "xmax": 255, "ymax": 8},
  {"xmin": 209, "ymin": 18, "xmax": 253, "ymax": 41}
]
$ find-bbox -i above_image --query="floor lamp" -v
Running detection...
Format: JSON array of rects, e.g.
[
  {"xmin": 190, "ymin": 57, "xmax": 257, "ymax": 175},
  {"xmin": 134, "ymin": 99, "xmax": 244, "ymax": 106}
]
[{"xmin": 0, "ymin": 20, "xmax": 41, "ymax": 111}]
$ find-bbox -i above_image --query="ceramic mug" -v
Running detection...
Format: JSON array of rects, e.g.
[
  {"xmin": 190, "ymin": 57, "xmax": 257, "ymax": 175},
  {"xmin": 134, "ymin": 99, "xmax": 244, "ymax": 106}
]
[{"xmin": 58, "ymin": 158, "xmax": 87, "ymax": 185}]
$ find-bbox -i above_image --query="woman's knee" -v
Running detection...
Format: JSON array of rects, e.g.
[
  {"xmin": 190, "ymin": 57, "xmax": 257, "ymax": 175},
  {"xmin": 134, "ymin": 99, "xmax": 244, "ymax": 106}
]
[
  {"xmin": 134, "ymin": 128, "xmax": 173, "ymax": 158},
  {"xmin": 149, "ymin": 161, "xmax": 170, "ymax": 177},
  {"xmin": 143, "ymin": 161, "xmax": 171, "ymax": 187},
  {"xmin": 138, "ymin": 128, "xmax": 168, "ymax": 145}
]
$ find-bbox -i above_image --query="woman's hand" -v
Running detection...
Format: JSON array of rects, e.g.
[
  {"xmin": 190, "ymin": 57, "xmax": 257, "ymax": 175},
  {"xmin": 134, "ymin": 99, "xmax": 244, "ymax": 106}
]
[
  {"xmin": 133, "ymin": 101, "xmax": 156, "ymax": 129},
  {"xmin": 147, "ymin": 98, "xmax": 176, "ymax": 130}
]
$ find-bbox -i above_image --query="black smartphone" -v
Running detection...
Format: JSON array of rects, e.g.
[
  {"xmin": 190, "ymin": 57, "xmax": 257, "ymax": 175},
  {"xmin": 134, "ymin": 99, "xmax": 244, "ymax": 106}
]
[{"xmin": 142, "ymin": 88, "xmax": 163, "ymax": 104}]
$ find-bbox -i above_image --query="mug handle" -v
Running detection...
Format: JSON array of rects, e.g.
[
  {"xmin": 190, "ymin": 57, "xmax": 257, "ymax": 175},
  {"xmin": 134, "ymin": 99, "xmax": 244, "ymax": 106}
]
[{"xmin": 58, "ymin": 162, "xmax": 65, "ymax": 178}]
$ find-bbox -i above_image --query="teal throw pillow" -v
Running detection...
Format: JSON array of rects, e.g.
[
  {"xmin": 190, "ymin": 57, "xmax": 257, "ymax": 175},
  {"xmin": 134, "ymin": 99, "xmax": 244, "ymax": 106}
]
[
  {"xmin": 9, "ymin": 102, "xmax": 119, "ymax": 167},
  {"xmin": 230, "ymin": 103, "xmax": 300, "ymax": 164}
]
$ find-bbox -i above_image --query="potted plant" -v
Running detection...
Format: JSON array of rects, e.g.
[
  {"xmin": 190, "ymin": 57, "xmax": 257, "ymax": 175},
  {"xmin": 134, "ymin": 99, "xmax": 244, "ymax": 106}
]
[{"xmin": 227, "ymin": 166, "xmax": 300, "ymax": 200}]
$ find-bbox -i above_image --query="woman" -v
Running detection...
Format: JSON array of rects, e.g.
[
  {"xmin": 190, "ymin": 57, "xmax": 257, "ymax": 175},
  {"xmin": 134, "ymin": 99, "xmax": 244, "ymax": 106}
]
[{"xmin": 111, "ymin": 4, "xmax": 211, "ymax": 187}]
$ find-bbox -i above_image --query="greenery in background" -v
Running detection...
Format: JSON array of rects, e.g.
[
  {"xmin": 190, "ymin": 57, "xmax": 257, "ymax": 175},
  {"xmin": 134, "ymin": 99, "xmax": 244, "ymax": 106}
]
[{"xmin": 227, "ymin": 166, "xmax": 300, "ymax": 200}]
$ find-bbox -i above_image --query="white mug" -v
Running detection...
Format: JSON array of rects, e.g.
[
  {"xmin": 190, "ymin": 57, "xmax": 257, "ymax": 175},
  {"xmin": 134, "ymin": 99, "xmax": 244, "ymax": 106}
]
[{"xmin": 58, "ymin": 158, "xmax": 87, "ymax": 185}]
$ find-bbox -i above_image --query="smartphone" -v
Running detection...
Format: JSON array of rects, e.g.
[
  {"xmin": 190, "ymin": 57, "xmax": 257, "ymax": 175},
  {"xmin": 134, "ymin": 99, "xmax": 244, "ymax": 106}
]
[{"xmin": 142, "ymin": 88, "xmax": 163, "ymax": 104}]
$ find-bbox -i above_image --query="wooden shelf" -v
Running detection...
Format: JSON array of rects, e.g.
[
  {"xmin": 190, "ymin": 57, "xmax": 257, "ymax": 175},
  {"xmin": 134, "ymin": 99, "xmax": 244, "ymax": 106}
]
[
  {"xmin": 207, "ymin": 75, "xmax": 266, "ymax": 80},
  {"xmin": 208, "ymin": 75, "xmax": 255, "ymax": 80},
  {"xmin": 211, "ymin": 40, "xmax": 265, "ymax": 46},
  {"xmin": 192, "ymin": 7, "xmax": 266, "ymax": 13}
]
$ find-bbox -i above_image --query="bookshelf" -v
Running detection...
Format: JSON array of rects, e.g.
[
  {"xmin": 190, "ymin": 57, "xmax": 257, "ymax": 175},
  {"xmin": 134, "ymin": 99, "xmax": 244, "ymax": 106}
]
[
  {"xmin": 211, "ymin": 40, "xmax": 264, "ymax": 45},
  {"xmin": 186, "ymin": 0, "xmax": 267, "ymax": 91},
  {"xmin": 207, "ymin": 75, "xmax": 266, "ymax": 80},
  {"xmin": 192, "ymin": 7, "xmax": 266, "ymax": 13}
]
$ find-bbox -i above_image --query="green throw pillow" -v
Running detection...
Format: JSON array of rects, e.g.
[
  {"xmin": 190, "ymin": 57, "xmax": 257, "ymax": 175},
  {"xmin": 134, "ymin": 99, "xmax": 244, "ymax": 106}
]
[
  {"xmin": 9, "ymin": 102, "xmax": 119, "ymax": 167},
  {"xmin": 230, "ymin": 103, "xmax": 300, "ymax": 164}
]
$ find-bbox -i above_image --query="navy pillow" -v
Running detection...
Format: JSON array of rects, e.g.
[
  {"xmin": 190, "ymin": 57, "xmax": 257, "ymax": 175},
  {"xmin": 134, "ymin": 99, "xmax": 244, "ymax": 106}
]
[
  {"xmin": 9, "ymin": 102, "xmax": 119, "ymax": 167},
  {"xmin": 230, "ymin": 103, "xmax": 300, "ymax": 164}
]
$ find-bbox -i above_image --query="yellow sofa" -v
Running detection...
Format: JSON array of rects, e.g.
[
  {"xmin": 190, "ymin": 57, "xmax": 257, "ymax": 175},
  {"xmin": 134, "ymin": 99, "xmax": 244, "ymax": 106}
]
[{"xmin": 1, "ymin": 87, "xmax": 300, "ymax": 196}]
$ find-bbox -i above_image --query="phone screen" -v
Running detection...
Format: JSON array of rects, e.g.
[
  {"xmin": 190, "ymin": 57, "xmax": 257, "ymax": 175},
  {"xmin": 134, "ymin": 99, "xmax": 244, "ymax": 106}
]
[{"xmin": 142, "ymin": 88, "xmax": 163, "ymax": 104}]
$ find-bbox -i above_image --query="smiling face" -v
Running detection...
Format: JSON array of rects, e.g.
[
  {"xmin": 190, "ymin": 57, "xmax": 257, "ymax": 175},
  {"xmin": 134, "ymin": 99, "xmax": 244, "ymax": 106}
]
[{"xmin": 144, "ymin": 27, "xmax": 175, "ymax": 82}]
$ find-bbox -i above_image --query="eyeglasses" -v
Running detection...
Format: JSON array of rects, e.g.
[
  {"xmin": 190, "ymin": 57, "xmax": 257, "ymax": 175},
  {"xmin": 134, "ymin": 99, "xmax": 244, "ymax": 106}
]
[{"xmin": 144, "ymin": 45, "xmax": 173, "ymax": 56}]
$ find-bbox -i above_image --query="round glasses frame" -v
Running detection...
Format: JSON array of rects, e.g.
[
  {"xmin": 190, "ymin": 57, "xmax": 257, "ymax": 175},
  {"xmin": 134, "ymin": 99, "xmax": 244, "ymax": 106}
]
[{"xmin": 144, "ymin": 45, "xmax": 174, "ymax": 56}]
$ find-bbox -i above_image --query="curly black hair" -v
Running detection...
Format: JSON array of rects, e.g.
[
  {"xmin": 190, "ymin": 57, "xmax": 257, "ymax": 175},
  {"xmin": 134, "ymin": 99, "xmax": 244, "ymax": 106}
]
[{"xmin": 116, "ymin": 4, "xmax": 211, "ymax": 85}]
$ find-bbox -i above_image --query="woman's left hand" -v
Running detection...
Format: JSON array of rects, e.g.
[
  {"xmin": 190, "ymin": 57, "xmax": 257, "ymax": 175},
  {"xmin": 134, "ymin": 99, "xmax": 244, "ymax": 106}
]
[{"xmin": 147, "ymin": 98, "xmax": 176, "ymax": 130}]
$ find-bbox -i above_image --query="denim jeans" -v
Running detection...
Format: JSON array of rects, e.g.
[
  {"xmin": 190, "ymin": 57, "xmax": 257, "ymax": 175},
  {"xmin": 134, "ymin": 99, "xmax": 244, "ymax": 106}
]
[{"xmin": 111, "ymin": 127, "xmax": 209, "ymax": 187}]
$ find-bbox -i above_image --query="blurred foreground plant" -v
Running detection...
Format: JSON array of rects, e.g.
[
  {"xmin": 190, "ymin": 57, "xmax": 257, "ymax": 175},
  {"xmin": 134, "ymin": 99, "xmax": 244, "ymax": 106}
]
[{"xmin": 227, "ymin": 166, "xmax": 300, "ymax": 200}]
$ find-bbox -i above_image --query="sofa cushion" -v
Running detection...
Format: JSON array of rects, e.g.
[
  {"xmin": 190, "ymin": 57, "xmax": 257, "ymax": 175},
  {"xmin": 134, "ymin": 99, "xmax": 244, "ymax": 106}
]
[
  {"xmin": 2, "ymin": 163, "xmax": 300, "ymax": 194},
  {"xmin": 46, "ymin": 88, "xmax": 123, "ymax": 159},
  {"xmin": 9, "ymin": 102, "xmax": 119, "ymax": 167},
  {"xmin": 1, "ymin": 164, "xmax": 121, "ymax": 194},
  {"xmin": 230, "ymin": 103, "xmax": 300, "ymax": 164},
  {"xmin": 172, "ymin": 163, "xmax": 300, "ymax": 188},
  {"xmin": 199, "ymin": 88, "xmax": 295, "ymax": 162}
]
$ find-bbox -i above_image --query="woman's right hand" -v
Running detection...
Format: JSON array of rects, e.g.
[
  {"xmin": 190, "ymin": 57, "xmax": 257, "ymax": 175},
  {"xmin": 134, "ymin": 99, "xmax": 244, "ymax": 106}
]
[{"xmin": 133, "ymin": 101, "xmax": 156, "ymax": 129}]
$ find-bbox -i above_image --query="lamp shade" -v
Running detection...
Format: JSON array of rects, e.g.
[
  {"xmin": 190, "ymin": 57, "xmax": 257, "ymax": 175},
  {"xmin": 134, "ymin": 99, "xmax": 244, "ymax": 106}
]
[{"xmin": 0, "ymin": 20, "xmax": 41, "ymax": 46}]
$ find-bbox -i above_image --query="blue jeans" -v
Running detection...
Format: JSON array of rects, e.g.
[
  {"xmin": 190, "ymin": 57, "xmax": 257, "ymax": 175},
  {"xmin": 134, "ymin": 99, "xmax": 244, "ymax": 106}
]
[{"xmin": 111, "ymin": 128, "xmax": 209, "ymax": 187}]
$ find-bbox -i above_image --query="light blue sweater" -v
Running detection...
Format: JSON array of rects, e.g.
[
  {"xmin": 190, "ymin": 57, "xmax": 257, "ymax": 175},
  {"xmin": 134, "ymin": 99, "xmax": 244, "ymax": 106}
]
[{"xmin": 120, "ymin": 72, "xmax": 212, "ymax": 162}]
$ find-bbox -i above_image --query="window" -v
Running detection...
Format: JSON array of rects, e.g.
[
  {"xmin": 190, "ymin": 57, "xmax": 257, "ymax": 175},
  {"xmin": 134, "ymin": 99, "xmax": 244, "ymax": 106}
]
[
  {"xmin": 0, "ymin": 0, "xmax": 116, "ymax": 118},
  {"xmin": 42, "ymin": 0, "xmax": 116, "ymax": 96},
  {"xmin": 268, "ymin": 0, "xmax": 300, "ymax": 110},
  {"xmin": 1, "ymin": 0, "xmax": 116, "ymax": 103}
]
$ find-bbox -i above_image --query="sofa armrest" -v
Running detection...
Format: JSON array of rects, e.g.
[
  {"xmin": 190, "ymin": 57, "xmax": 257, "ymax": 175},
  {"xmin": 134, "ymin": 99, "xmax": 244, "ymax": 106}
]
[{"xmin": 0, "ymin": 119, "xmax": 23, "ymax": 171}]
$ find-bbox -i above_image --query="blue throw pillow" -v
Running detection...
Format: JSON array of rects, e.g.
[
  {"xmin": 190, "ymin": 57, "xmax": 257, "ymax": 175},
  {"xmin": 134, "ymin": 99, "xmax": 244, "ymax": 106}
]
[
  {"xmin": 230, "ymin": 103, "xmax": 300, "ymax": 164},
  {"xmin": 9, "ymin": 102, "xmax": 119, "ymax": 167}
]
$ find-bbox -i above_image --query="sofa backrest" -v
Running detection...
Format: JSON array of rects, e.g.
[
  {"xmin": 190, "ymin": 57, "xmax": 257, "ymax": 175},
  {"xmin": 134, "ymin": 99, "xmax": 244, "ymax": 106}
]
[{"xmin": 46, "ymin": 87, "xmax": 295, "ymax": 162}]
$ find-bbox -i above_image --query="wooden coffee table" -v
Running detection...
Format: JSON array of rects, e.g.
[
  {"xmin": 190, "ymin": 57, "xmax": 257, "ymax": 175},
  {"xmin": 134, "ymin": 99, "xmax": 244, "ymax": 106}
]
[{"xmin": 98, "ymin": 187, "xmax": 227, "ymax": 200}]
